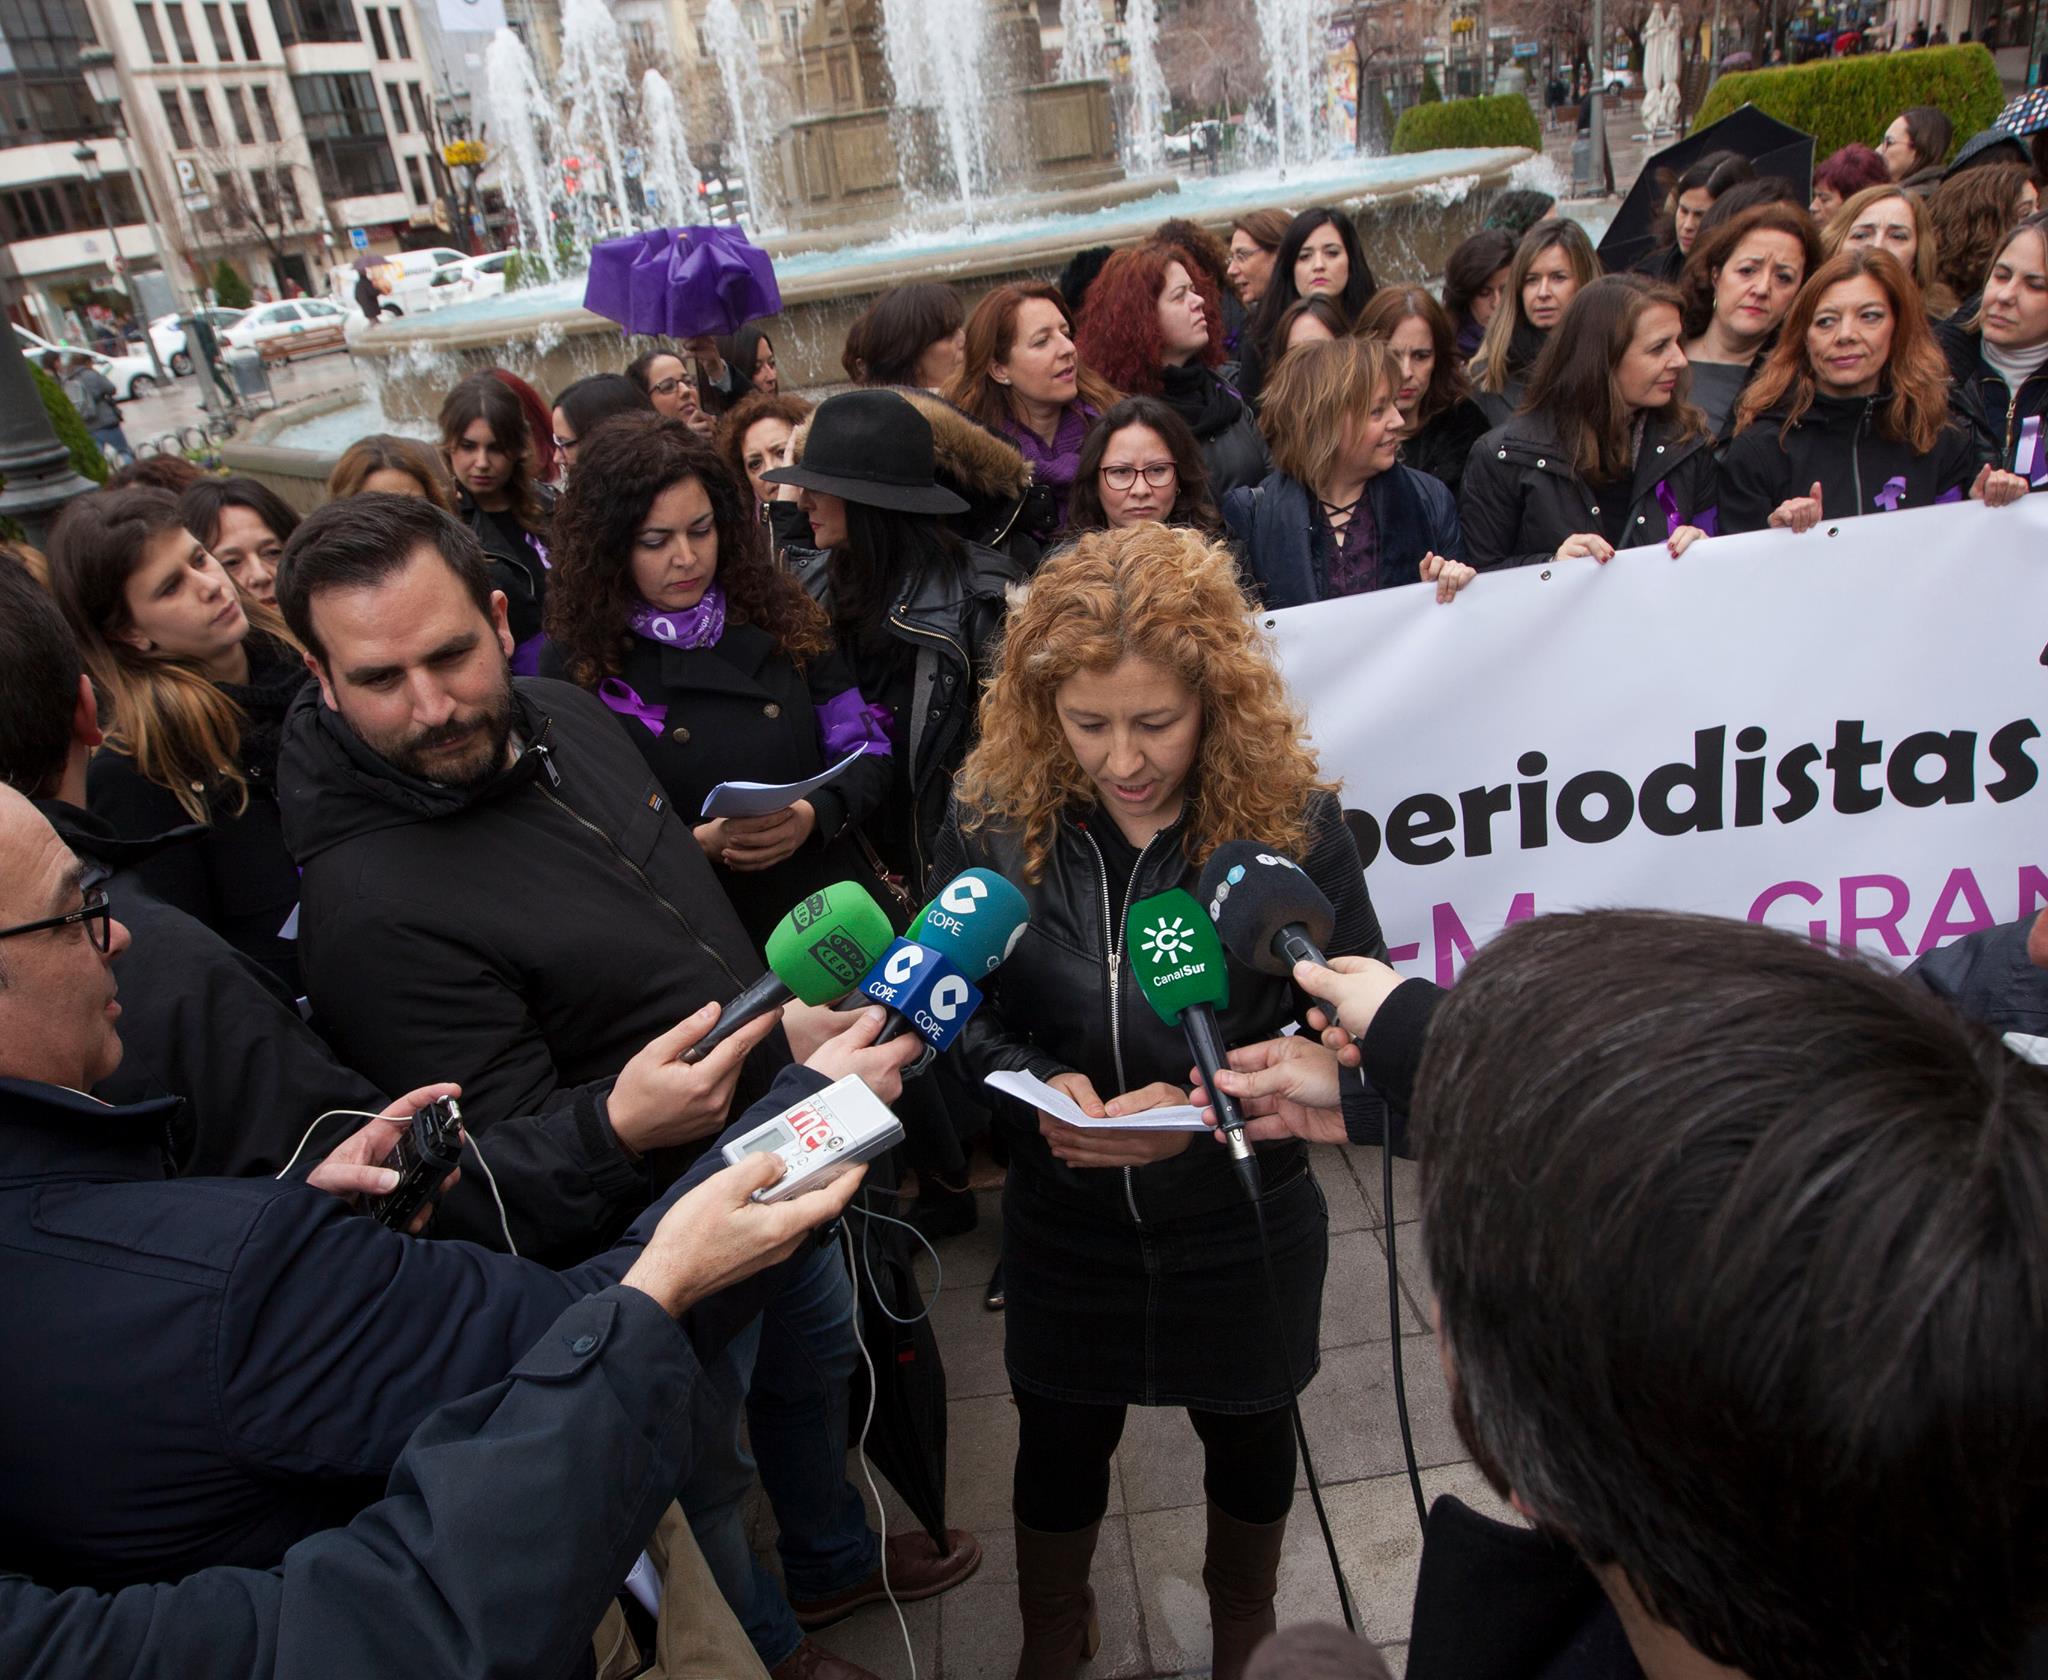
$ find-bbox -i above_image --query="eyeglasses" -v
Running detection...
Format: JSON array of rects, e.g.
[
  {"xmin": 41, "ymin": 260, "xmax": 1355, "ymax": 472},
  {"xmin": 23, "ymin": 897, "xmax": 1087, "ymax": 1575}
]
[
  {"xmin": 552, "ymin": 435, "xmax": 576, "ymax": 452},
  {"xmin": 649, "ymin": 374, "xmax": 693, "ymax": 398},
  {"xmin": 0, "ymin": 880, "xmax": 113, "ymax": 954},
  {"xmin": 1099, "ymin": 462, "xmax": 1177, "ymax": 490}
]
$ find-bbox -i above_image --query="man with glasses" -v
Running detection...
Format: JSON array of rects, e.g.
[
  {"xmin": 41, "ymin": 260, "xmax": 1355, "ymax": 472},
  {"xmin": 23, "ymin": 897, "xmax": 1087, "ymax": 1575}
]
[{"xmin": 0, "ymin": 778, "xmax": 883, "ymax": 1672}]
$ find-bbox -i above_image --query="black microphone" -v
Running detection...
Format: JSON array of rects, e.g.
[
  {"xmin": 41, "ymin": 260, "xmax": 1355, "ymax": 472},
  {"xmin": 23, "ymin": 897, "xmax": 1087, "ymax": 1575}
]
[{"xmin": 1196, "ymin": 841, "xmax": 1342, "ymax": 1026}]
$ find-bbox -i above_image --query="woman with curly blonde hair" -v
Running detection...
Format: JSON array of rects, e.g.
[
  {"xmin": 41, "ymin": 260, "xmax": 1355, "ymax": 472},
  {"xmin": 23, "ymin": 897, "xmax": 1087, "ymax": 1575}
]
[{"xmin": 933, "ymin": 524, "xmax": 1387, "ymax": 1680}]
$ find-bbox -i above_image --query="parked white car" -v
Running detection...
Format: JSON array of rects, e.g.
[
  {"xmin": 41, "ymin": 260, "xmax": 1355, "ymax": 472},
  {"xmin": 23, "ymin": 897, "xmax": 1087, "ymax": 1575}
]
[
  {"xmin": 452, "ymin": 249, "xmax": 515, "ymax": 301},
  {"xmin": 149, "ymin": 308, "xmax": 246, "ymax": 376},
  {"xmin": 220, "ymin": 298, "xmax": 350, "ymax": 361},
  {"xmin": 13, "ymin": 323, "xmax": 161, "ymax": 400}
]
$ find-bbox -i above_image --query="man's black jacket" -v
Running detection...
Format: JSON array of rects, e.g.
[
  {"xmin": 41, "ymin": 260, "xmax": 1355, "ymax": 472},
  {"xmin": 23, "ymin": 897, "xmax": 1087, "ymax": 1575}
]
[
  {"xmin": 36, "ymin": 798, "xmax": 386, "ymax": 1177},
  {"xmin": 0, "ymin": 1286, "xmax": 698, "ymax": 1679},
  {"xmin": 279, "ymin": 677, "xmax": 787, "ymax": 1258},
  {"xmin": 0, "ymin": 1065, "xmax": 823, "ymax": 1591}
]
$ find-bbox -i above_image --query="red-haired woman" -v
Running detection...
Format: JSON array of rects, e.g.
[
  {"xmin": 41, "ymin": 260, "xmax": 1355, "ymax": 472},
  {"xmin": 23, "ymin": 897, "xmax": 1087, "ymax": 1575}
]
[
  {"xmin": 946, "ymin": 282, "xmax": 1121, "ymax": 536},
  {"xmin": 1721, "ymin": 249, "xmax": 2026, "ymax": 534},
  {"xmin": 1076, "ymin": 242, "xmax": 1269, "ymax": 496}
]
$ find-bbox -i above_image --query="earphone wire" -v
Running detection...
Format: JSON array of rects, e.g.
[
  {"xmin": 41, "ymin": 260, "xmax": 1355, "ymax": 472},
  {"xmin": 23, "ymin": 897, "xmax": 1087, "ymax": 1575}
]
[
  {"xmin": 273, "ymin": 1105, "xmax": 517, "ymax": 1257},
  {"xmin": 842, "ymin": 1209, "xmax": 915, "ymax": 1680}
]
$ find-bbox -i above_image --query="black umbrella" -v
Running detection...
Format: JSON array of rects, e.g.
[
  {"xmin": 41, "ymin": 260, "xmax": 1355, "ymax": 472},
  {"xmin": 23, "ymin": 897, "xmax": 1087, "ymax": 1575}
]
[
  {"xmin": 846, "ymin": 1185, "xmax": 951, "ymax": 1549},
  {"xmin": 1597, "ymin": 103, "xmax": 1817, "ymax": 274}
]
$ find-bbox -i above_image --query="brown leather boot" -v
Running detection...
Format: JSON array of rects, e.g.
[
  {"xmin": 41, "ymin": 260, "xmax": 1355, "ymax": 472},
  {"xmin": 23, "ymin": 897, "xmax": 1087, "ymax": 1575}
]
[
  {"xmin": 1203, "ymin": 1502, "xmax": 1288, "ymax": 1680},
  {"xmin": 1013, "ymin": 1519, "xmax": 1102, "ymax": 1680}
]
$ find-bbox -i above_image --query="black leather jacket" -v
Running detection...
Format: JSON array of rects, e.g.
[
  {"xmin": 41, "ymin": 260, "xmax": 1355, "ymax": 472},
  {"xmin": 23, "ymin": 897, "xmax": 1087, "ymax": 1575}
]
[{"xmin": 931, "ymin": 790, "xmax": 1386, "ymax": 1224}]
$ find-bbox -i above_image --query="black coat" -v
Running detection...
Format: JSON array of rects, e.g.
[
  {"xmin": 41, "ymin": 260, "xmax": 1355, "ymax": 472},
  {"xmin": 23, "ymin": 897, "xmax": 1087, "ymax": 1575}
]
[
  {"xmin": 86, "ymin": 634, "xmax": 307, "ymax": 996},
  {"xmin": 1459, "ymin": 410, "xmax": 1720, "ymax": 568},
  {"xmin": 1403, "ymin": 396, "xmax": 1493, "ymax": 498},
  {"xmin": 0, "ymin": 1066, "xmax": 819, "ymax": 1593},
  {"xmin": 538, "ymin": 623, "xmax": 900, "ymax": 947},
  {"xmin": 39, "ymin": 798, "xmax": 386, "ymax": 1177},
  {"xmin": 1937, "ymin": 319, "xmax": 2048, "ymax": 476},
  {"xmin": 1158, "ymin": 361, "xmax": 1271, "ymax": 497},
  {"xmin": 0, "ymin": 1284, "xmax": 700, "ymax": 1680},
  {"xmin": 279, "ymin": 677, "xmax": 786, "ymax": 1260},
  {"xmin": 455, "ymin": 485, "xmax": 555, "ymax": 652},
  {"xmin": 1717, "ymin": 392, "xmax": 1986, "ymax": 534},
  {"xmin": 930, "ymin": 790, "xmax": 1386, "ymax": 1225},
  {"xmin": 1908, "ymin": 917, "xmax": 2048, "ymax": 1037},
  {"xmin": 1222, "ymin": 465, "xmax": 1464, "ymax": 608}
]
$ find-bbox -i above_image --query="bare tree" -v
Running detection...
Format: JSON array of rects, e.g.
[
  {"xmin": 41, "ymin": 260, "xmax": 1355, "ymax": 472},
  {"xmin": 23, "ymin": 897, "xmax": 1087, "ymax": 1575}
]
[
  {"xmin": 1158, "ymin": 0, "xmax": 1265, "ymax": 118},
  {"xmin": 190, "ymin": 144, "xmax": 316, "ymax": 280}
]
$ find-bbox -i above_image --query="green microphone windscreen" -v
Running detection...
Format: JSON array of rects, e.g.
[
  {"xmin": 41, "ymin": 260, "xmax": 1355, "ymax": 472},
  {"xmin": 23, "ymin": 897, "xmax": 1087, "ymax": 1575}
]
[
  {"xmin": 1124, "ymin": 888, "xmax": 1230, "ymax": 1025},
  {"xmin": 764, "ymin": 882, "xmax": 896, "ymax": 1004}
]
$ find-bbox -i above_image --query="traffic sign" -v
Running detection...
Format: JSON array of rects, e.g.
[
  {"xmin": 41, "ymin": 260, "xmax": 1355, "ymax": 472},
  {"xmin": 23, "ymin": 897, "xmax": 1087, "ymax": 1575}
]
[{"xmin": 350, "ymin": 227, "xmax": 369, "ymax": 250}]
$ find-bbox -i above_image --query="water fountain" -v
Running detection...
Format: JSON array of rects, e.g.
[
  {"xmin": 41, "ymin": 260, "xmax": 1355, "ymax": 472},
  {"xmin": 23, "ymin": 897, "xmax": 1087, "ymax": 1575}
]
[
  {"xmin": 251, "ymin": 0, "xmax": 1540, "ymax": 476},
  {"xmin": 1056, "ymin": 0, "xmax": 1107, "ymax": 82},
  {"xmin": 558, "ymin": 0, "xmax": 634, "ymax": 230}
]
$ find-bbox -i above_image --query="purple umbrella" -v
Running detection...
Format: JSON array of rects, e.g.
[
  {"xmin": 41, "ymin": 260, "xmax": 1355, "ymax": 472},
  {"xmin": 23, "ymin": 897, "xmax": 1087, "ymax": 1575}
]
[{"xmin": 583, "ymin": 225, "xmax": 782, "ymax": 338}]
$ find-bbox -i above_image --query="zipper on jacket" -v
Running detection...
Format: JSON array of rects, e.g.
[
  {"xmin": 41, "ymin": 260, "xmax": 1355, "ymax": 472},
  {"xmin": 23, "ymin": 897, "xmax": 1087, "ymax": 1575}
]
[
  {"xmin": 1079, "ymin": 821, "xmax": 1162, "ymax": 1228},
  {"xmin": 530, "ymin": 769, "xmax": 747, "ymax": 994},
  {"xmin": 2005, "ymin": 386, "xmax": 2022, "ymax": 463},
  {"xmin": 886, "ymin": 608, "xmax": 969, "ymax": 890},
  {"xmin": 1852, "ymin": 399, "xmax": 1870, "ymax": 512}
]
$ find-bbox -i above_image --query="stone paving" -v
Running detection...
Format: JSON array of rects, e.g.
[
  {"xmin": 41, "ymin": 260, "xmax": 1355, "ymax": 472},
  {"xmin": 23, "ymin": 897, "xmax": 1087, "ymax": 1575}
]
[{"xmin": 792, "ymin": 1146, "xmax": 1524, "ymax": 1679}]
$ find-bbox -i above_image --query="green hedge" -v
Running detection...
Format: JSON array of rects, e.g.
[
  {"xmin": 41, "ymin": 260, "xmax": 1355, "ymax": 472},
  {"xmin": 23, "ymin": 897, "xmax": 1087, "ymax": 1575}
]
[
  {"xmin": 1392, "ymin": 92, "xmax": 1541, "ymax": 154},
  {"xmin": 1693, "ymin": 44, "xmax": 2001, "ymax": 164},
  {"xmin": 31, "ymin": 364, "xmax": 111, "ymax": 485}
]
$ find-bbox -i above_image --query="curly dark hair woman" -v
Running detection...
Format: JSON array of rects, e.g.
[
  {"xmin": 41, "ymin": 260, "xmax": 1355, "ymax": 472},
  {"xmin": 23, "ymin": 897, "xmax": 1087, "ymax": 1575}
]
[{"xmin": 542, "ymin": 410, "xmax": 894, "ymax": 946}]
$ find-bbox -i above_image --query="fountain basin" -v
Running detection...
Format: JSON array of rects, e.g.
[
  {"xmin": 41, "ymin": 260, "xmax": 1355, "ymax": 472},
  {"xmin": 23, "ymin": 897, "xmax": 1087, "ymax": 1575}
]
[{"xmin": 340, "ymin": 147, "xmax": 1535, "ymax": 431}]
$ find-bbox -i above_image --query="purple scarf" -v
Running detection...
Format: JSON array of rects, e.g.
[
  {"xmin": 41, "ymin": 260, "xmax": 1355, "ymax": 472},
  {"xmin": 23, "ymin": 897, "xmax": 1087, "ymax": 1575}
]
[
  {"xmin": 629, "ymin": 583, "xmax": 726, "ymax": 649},
  {"xmin": 1004, "ymin": 403, "xmax": 1097, "ymax": 525}
]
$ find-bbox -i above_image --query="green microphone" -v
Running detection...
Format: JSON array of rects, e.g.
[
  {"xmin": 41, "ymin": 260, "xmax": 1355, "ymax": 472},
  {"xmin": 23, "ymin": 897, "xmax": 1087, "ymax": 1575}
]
[
  {"xmin": 1124, "ymin": 887, "xmax": 1259, "ymax": 1191},
  {"xmin": 683, "ymin": 882, "xmax": 896, "ymax": 1064}
]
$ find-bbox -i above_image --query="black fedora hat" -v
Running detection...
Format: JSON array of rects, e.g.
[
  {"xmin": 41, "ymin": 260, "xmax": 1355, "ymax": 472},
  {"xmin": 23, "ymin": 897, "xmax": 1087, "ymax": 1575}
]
[{"xmin": 760, "ymin": 389, "xmax": 969, "ymax": 516}]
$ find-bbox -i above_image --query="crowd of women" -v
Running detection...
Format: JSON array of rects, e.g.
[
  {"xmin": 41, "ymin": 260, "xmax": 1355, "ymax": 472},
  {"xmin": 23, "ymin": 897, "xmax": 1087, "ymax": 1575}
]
[{"xmin": 19, "ymin": 97, "xmax": 2047, "ymax": 1680}]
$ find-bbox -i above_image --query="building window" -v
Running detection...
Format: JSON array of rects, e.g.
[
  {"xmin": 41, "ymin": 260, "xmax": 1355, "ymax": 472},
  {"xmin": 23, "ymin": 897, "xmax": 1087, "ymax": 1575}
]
[
  {"xmin": 267, "ymin": 0, "xmax": 360, "ymax": 45},
  {"xmin": 188, "ymin": 86, "xmax": 219, "ymax": 144},
  {"xmin": 364, "ymin": 5, "xmax": 386, "ymax": 54},
  {"xmin": 387, "ymin": 7, "xmax": 407, "ymax": 55},
  {"xmin": 384, "ymin": 79, "xmax": 406, "ymax": 129},
  {"xmin": 252, "ymin": 82, "xmax": 280, "ymax": 138},
  {"xmin": 224, "ymin": 84, "xmax": 254, "ymax": 141},
  {"xmin": 277, "ymin": 163, "xmax": 302, "ymax": 218},
  {"xmin": 626, "ymin": 17, "xmax": 653, "ymax": 52},
  {"xmin": 779, "ymin": 7, "xmax": 798, "ymax": 53},
  {"xmin": 204, "ymin": 1, "xmax": 232, "ymax": 54},
  {"xmin": 0, "ymin": 175, "xmax": 145, "ymax": 242},
  {"xmin": 407, "ymin": 81, "xmax": 429, "ymax": 133},
  {"xmin": 404, "ymin": 151, "xmax": 427, "ymax": 203},
  {"xmin": 0, "ymin": 0, "xmax": 107, "ymax": 139},
  {"xmin": 252, "ymin": 166, "xmax": 279, "ymax": 220},
  {"xmin": 137, "ymin": 2, "xmax": 169, "ymax": 61},
  {"xmin": 292, "ymin": 70, "xmax": 400, "ymax": 197},
  {"xmin": 743, "ymin": 0, "xmax": 766, "ymax": 41},
  {"xmin": 166, "ymin": 2, "xmax": 198, "ymax": 58},
  {"xmin": 159, "ymin": 86, "xmax": 193, "ymax": 145},
  {"xmin": 215, "ymin": 169, "xmax": 245, "ymax": 223},
  {"xmin": 232, "ymin": 0, "xmax": 258, "ymax": 53}
]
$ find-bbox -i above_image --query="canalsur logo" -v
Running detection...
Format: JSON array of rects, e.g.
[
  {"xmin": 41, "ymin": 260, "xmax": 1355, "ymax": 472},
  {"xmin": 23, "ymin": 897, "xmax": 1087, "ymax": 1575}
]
[{"xmin": 1140, "ymin": 915, "xmax": 1197, "ymax": 964}]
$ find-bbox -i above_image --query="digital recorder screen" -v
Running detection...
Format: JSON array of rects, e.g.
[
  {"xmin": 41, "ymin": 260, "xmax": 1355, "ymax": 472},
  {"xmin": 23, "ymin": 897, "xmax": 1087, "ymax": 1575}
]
[{"xmin": 740, "ymin": 1119, "xmax": 797, "ymax": 1156}]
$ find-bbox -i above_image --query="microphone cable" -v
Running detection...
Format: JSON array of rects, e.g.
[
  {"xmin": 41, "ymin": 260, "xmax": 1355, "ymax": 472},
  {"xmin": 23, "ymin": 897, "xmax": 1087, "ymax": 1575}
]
[
  {"xmin": 1381, "ymin": 1130, "xmax": 1428, "ymax": 1531},
  {"xmin": 1230, "ymin": 1144, "xmax": 1359, "ymax": 1634}
]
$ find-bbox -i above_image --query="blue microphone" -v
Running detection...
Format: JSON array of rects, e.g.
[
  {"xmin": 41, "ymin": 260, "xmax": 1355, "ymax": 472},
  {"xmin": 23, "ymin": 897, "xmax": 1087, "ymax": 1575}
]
[{"xmin": 853, "ymin": 938, "xmax": 984, "ymax": 1051}]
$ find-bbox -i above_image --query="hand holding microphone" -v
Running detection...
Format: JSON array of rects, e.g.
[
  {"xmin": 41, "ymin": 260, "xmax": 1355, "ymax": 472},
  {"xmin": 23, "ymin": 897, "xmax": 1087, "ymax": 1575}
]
[
  {"xmin": 854, "ymin": 868, "xmax": 1030, "ymax": 1051},
  {"xmin": 683, "ymin": 882, "xmax": 897, "ymax": 1065}
]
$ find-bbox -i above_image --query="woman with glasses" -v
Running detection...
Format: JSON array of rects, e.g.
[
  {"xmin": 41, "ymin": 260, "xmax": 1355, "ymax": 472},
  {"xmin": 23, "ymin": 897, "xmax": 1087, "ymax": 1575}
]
[
  {"xmin": 548, "ymin": 373, "xmax": 653, "ymax": 481},
  {"xmin": 1224, "ymin": 210, "xmax": 1291, "ymax": 315},
  {"xmin": 46, "ymin": 487, "xmax": 308, "ymax": 994},
  {"xmin": 1223, "ymin": 336, "xmax": 1470, "ymax": 608},
  {"xmin": 438, "ymin": 370, "xmax": 555, "ymax": 672},
  {"xmin": 626, "ymin": 349, "xmax": 713, "ymax": 436},
  {"xmin": 1062, "ymin": 397, "xmax": 1222, "ymax": 536}
]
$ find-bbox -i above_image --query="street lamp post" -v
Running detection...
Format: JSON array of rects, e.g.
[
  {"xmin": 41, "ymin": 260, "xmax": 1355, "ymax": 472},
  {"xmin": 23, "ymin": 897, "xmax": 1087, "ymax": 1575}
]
[
  {"xmin": 75, "ymin": 46, "xmax": 189, "ymax": 318},
  {"xmin": 0, "ymin": 325, "xmax": 101, "ymax": 546},
  {"xmin": 71, "ymin": 139, "xmax": 168, "ymax": 383}
]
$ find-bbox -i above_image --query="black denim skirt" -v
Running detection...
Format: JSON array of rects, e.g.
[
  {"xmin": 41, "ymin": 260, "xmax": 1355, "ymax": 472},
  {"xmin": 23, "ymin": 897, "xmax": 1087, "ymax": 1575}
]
[{"xmin": 1001, "ymin": 1155, "xmax": 1328, "ymax": 1413}]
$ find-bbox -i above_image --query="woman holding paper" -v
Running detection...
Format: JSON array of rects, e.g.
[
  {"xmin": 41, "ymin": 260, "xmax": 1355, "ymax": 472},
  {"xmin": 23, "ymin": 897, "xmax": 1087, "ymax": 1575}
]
[
  {"xmin": 1937, "ymin": 212, "xmax": 2048, "ymax": 485},
  {"xmin": 540, "ymin": 411, "xmax": 897, "ymax": 946},
  {"xmin": 929, "ymin": 526, "xmax": 1387, "ymax": 1680}
]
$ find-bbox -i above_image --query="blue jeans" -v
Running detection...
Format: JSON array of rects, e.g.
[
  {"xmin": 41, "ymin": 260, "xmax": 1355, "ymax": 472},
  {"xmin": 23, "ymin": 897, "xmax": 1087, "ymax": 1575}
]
[
  {"xmin": 90, "ymin": 425, "xmax": 134, "ymax": 464},
  {"xmin": 681, "ymin": 1236, "xmax": 880, "ymax": 1668}
]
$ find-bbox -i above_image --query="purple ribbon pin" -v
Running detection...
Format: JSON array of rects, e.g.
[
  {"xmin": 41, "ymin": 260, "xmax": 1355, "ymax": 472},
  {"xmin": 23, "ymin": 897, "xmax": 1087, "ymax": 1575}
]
[
  {"xmin": 1872, "ymin": 475, "xmax": 1908, "ymax": 512},
  {"xmin": 2016, "ymin": 415, "xmax": 2048, "ymax": 484},
  {"xmin": 599, "ymin": 678, "xmax": 667, "ymax": 735}
]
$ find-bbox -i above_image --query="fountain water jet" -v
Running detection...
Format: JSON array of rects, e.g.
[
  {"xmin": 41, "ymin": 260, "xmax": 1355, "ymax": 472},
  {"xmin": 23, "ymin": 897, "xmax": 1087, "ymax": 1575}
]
[
  {"xmin": 558, "ymin": 0, "xmax": 634, "ymax": 227},
  {"xmin": 702, "ymin": 0, "xmax": 781, "ymax": 228},
  {"xmin": 1057, "ymin": 0, "xmax": 1108, "ymax": 84},
  {"xmin": 637, "ymin": 69, "xmax": 700, "ymax": 226},
  {"xmin": 1123, "ymin": 0, "xmax": 1167, "ymax": 173},
  {"xmin": 882, "ymin": 0, "xmax": 993, "ymax": 227},
  {"xmin": 1254, "ymin": 0, "xmax": 1325, "ymax": 177},
  {"xmin": 482, "ymin": 29, "xmax": 568, "ymax": 277}
]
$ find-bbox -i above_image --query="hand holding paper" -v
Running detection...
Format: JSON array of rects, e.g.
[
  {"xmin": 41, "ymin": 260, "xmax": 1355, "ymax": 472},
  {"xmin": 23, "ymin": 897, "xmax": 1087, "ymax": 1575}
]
[
  {"xmin": 701, "ymin": 747, "xmax": 867, "ymax": 821},
  {"xmin": 986, "ymin": 1068, "xmax": 1209, "ymax": 1133}
]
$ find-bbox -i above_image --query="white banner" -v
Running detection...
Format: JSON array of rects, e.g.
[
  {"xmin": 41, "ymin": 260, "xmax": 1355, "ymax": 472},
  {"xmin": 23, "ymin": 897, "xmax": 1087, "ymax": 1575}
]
[
  {"xmin": 1266, "ymin": 498, "xmax": 2048, "ymax": 983},
  {"xmin": 436, "ymin": 0, "xmax": 507, "ymax": 36}
]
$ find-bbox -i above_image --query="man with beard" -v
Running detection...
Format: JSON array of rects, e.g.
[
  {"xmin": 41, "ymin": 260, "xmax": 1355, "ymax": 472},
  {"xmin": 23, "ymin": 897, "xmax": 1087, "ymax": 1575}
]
[{"xmin": 273, "ymin": 493, "xmax": 977, "ymax": 1680}]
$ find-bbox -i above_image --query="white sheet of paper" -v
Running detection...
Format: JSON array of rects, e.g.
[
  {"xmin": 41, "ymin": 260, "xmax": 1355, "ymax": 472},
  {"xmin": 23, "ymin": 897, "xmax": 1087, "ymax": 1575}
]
[
  {"xmin": 984, "ymin": 1069, "xmax": 1210, "ymax": 1132},
  {"xmin": 700, "ymin": 746, "xmax": 869, "ymax": 820}
]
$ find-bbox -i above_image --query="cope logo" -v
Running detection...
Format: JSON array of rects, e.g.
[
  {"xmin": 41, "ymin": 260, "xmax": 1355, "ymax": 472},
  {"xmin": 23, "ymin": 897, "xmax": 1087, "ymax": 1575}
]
[{"xmin": 1139, "ymin": 915, "xmax": 1197, "ymax": 964}]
